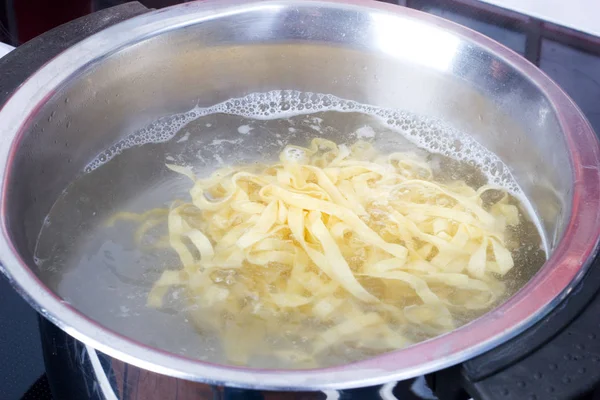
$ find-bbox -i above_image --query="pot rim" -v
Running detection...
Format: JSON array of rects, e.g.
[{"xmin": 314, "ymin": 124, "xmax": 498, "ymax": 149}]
[{"xmin": 1, "ymin": 0, "xmax": 599, "ymax": 390}]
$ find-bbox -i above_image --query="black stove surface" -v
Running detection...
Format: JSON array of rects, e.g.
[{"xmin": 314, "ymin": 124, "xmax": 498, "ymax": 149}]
[{"xmin": 1, "ymin": 0, "xmax": 600, "ymax": 399}]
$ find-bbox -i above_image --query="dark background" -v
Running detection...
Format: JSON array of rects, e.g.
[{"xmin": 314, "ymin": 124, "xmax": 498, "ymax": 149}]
[
  {"xmin": 0, "ymin": 0, "xmax": 186, "ymax": 44},
  {"xmin": 0, "ymin": 1, "xmax": 599, "ymax": 399}
]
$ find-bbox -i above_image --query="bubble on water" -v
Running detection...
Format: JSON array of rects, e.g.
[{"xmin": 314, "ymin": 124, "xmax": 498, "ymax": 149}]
[
  {"xmin": 237, "ymin": 125, "xmax": 253, "ymax": 135},
  {"xmin": 84, "ymin": 90, "xmax": 521, "ymax": 193},
  {"xmin": 283, "ymin": 147, "xmax": 306, "ymax": 162},
  {"xmin": 355, "ymin": 125, "xmax": 376, "ymax": 139}
]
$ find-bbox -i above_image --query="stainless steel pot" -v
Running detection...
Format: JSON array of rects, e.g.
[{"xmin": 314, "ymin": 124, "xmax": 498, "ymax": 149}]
[{"xmin": 1, "ymin": 0, "xmax": 599, "ymax": 391}]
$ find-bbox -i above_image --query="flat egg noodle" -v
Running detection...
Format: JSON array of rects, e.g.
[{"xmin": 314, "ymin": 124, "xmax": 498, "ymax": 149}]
[{"xmin": 114, "ymin": 138, "xmax": 519, "ymax": 366}]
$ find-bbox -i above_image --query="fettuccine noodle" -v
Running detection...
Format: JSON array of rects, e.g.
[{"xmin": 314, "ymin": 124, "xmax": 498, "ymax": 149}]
[{"xmin": 115, "ymin": 138, "xmax": 520, "ymax": 367}]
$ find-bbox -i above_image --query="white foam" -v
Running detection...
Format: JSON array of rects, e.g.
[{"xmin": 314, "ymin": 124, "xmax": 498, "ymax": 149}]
[
  {"xmin": 176, "ymin": 131, "xmax": 191, "ymax": 143},
  {"xmin": 237, "ymin": 125, "xmax": 253, "ymax": 135},
  {"xmin": 208, "ymin": 138, "xmax": 243, "ymax": 147},
  {"xmin": 213, "ymin": 153, "xmax": 224, "ymax": 165},
  {"xmin": 356, "ymin": 125, "xmax": 376, "ymax": 139},
  {"xmin": 284, "ymin": 147, "xmax": 308, "ymax": 163},
  {"xmin": 84, "ymin": 90, "xmax": 521, "ymax": 194}
]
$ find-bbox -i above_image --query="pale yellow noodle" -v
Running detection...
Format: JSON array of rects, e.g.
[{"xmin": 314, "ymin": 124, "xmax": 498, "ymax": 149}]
[{"xmin": 114, "ymin": 138, "xmax": 520, "ymax": 367}]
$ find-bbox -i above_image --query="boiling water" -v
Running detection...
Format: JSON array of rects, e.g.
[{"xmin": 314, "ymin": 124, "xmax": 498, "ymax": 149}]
[{"xmin": 35, "ymin": 91, "xmax": 546, "ymax": 368}]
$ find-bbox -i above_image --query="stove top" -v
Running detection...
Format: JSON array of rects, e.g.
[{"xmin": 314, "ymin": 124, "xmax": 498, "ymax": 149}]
[{"xmin": 1, "ymin": 1, "xmax": 600, "ymax": 399}]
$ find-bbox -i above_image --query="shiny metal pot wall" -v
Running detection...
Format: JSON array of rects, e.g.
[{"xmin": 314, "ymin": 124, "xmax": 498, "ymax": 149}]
[{"xmin": 1, "ymin": 0, "xmax": 600, "ymax": 390}]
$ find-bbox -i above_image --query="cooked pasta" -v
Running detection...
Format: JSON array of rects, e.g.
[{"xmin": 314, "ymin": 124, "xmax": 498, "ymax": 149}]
[{"xmin": 116, "ymin": 138, "xmax": 519, "ymax": 367}]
